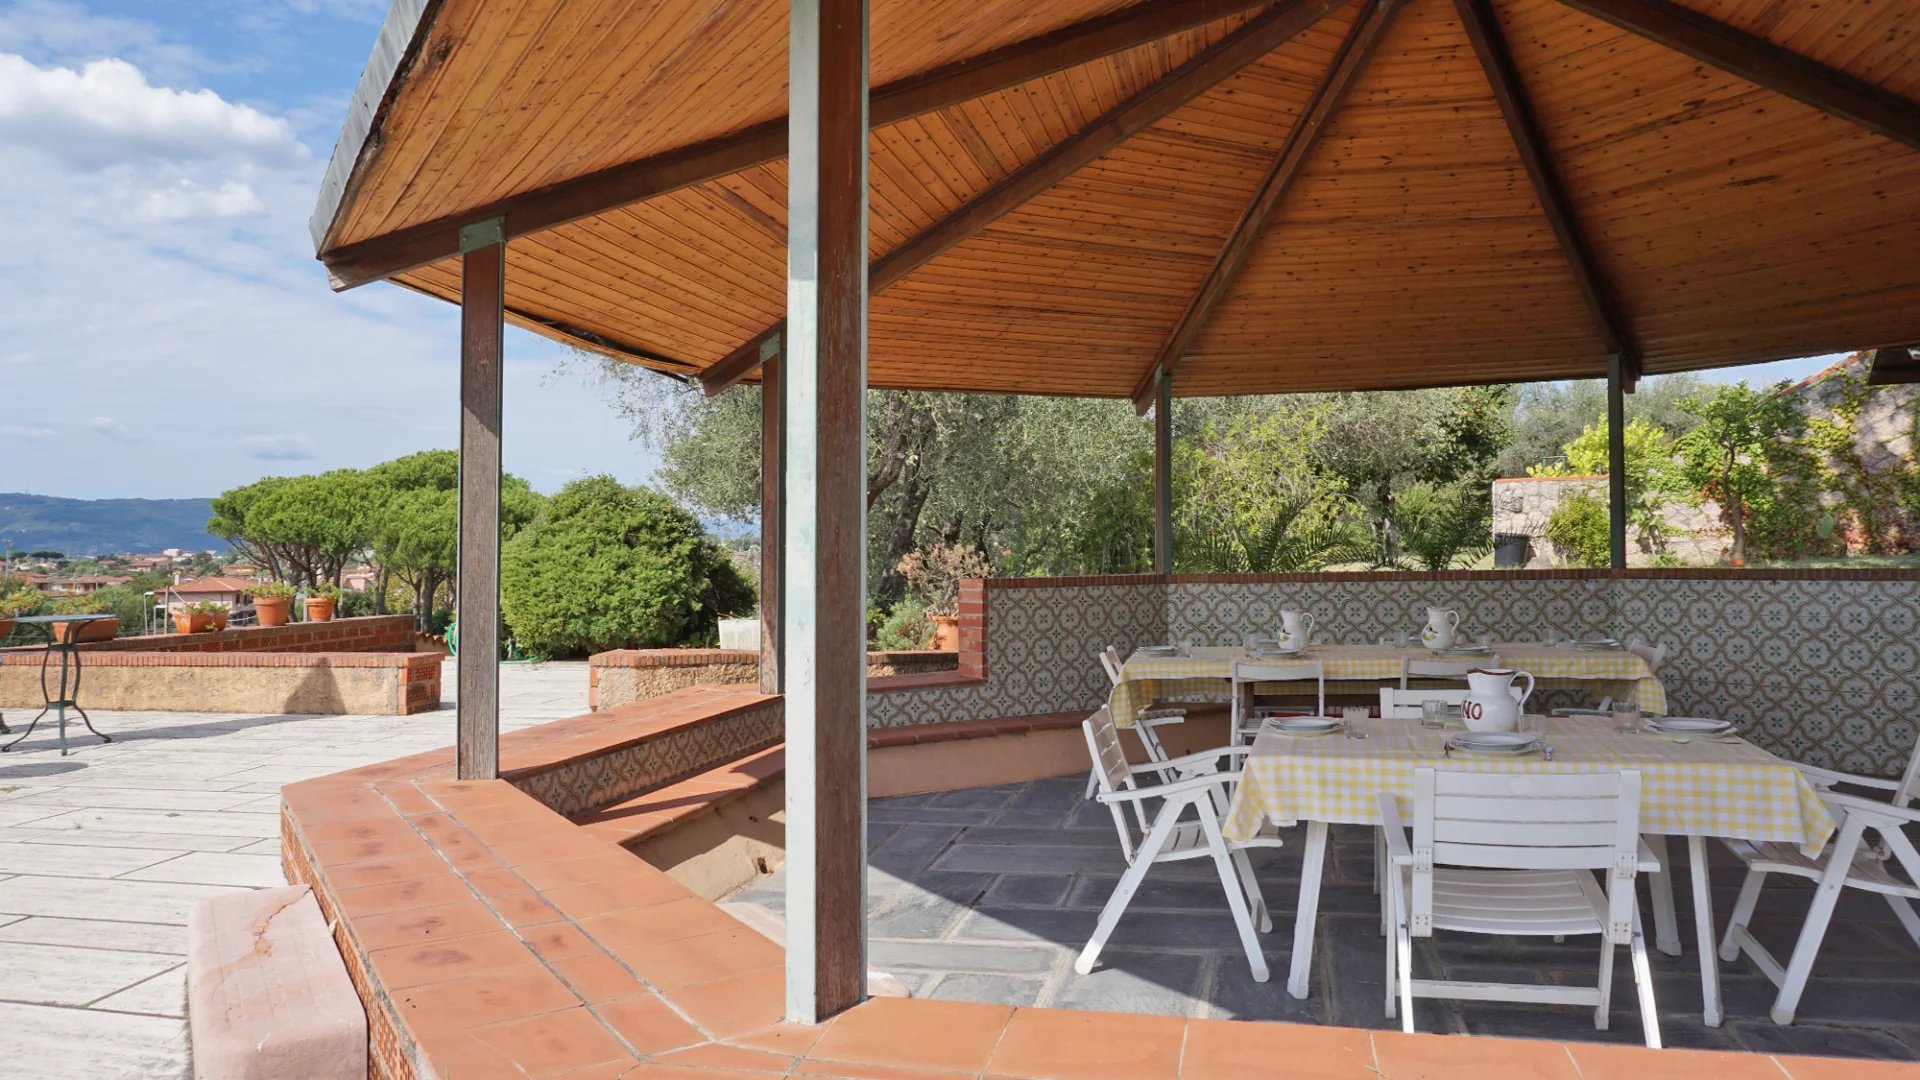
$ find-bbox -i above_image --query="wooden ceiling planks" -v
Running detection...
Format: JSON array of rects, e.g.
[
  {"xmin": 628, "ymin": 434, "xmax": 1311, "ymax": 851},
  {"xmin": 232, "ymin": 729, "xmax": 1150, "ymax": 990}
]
[
  {"xmin": 323, "ymin": 0, "xmax": 1920, "ymax": 399},
  {"xmin": 1494, "ymin": 0, "xmax": 1920, "ymax": 375},
  {"xmin": 1175, "ymin": 0, "xmax": 1607, "ymax": 396}
]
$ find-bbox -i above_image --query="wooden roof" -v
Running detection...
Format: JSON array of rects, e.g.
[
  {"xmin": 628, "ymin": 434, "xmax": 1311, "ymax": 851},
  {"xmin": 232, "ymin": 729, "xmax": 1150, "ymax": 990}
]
[{"xmin": 313, "ymin": 0, "xmax": 1920, "ymax": 404}]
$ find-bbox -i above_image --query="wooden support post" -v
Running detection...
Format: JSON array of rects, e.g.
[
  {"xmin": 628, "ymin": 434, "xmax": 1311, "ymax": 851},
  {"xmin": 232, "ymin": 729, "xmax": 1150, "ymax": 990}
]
[
  {"xmin": 759, "ymin": 345, "xmax": 785, "ymax": 695},
  {"xmin": 1606, "ymin": 351, "xmax": 1628, "ymax": 570},
  {"xmin": 783, "ymin": 0, "xmax": 868, "ymax": 1025},
  {"xmin": 1153, "ymin": 373, "xmax": 1174, "ymax": 574},
  {"xmin": 456, "ymin": 217, "xmax": 505, "ymax": 780}
]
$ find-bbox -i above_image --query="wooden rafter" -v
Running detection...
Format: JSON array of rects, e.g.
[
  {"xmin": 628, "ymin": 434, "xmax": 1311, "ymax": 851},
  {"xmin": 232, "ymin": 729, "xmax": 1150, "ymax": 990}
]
[
  {"xmin": 391, "ymin": 279, "xmax": 699, "ymax": 376},
  {"xmin": 1128, "ymin": 0, "xmax": 1400, "ymax": 412},
  {"xmin": 700, "ymin": 0, "xmax": 1351, "ymax": 396},
  {"xmin": 1554, "ymin": 0, "xmax": 1920, "ymax": 152},
  {"xmin": 1455, "ymin": 0, "xmax": 1639, "ymax": 380},
  {"xmin": 319, "ymin": 0, "xmax": 1293, "ymax": 290}
]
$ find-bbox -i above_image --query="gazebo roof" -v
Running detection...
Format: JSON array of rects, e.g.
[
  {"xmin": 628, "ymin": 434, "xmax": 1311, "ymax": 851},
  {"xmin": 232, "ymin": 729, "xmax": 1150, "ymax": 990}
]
[{"xmin": 312, "ymin": 0, "xmax": 1920, "ymax": 403}]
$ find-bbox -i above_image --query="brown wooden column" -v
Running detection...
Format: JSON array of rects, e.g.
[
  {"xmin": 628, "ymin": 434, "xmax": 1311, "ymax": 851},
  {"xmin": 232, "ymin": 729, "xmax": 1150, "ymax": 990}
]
[
  {"xmin": 1607, "ymin": 351, "xmax": 1629, "ymax": 569},
  {"xmin": 1153, "ymin": 373, "xmax": 1173, "ymax": 574},
  {"xmin": 759, "ymin": 348, "xmax": 784, "ymax": 695},
  {"xmin": 783, "ymin": 0, "xmax": 868, "ymax": 1025},
  {"xmin": 455, "ymin": 217, "xmax": 505, "ymax": 780}
]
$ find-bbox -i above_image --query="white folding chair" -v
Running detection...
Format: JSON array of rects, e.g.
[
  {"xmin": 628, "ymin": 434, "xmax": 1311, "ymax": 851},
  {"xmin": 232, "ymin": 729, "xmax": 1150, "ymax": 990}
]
[
  {"xmin": 1625, "ymin": 635, "xmax": 1670, "ymax": 674},
  {"xmin": 1377, "ymin": 687, "xmax": 1469, "ymax": 719},
  {"xmin": 1086, "ymin": 646, "xmax": 1188, "ymax": 798},
  {"xmin": 1379, "ymin": 768, "xmax": 1664, "ymax": 1047},
  {"xmin": 1718, "ymin": 743, "xmax": 1920, "ymax": 1024},
  {"xmin": 1075, "ymin": 707, "xmax": 1283, "ymax": 981},
  {"xmin": 1231, "ymin": 660, "xmax": 1324, "ymax": 745},
  {"xmin": 1399, "ymin": 655, "xmax": 1495, "ymax": 689}
]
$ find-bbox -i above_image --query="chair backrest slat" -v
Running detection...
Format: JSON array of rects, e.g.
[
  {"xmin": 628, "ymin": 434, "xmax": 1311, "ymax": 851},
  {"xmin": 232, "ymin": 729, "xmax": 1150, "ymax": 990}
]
[
  {"xmin": 1378, "ymin": 687, "xmax": 1469, "ymax": 719},
  {"xmin": 1895, "ymin": 740, "xmax": 1920, "ymax": 809},
  {"xmin": 1081, "ymin": 708, "xmax": 1144, "ymax": 862},
  {"xmin": 1098, "ymin": 646, "xmax": 1124, "ymax": 687},
  {"xmin": 1404, "ymin": 657, "xmax": 1493, "ymax": 680},
  {"xmin": 1233, "ymin": 660, "xmax": 1324, "ymax": 682},
  {"xmin": 1409, "ymin": 767, "xmax": 1642, "ymax": 941}
]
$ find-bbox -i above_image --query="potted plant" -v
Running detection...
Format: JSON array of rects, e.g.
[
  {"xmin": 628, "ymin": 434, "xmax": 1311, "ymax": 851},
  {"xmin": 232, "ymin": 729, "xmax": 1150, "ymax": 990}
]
[
  {"xmin": 50, "ymin": 594, "xmax": 119, "ymax": 642},
  {"xmin": 306, "ymin": 582, "xmax": 341, "ymax": 623},
  {"xmin": 0, "ymin": 587, "xmax": 42, "ymax": 640},
  {"xmin": 897, "ymin": 542, "xmax": 992, "ymax": 651},
  {"xmin": 174, "ymin": 600, "xmax": 228, "ymax": 634},
  {"xmin": 247, "ymin": 582, "xmax": 296, "ymax": 627}
]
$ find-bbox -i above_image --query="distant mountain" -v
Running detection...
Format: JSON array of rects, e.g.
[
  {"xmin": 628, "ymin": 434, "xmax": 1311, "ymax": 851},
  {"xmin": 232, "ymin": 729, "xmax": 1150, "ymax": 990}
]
[{"xmin": 0, "ymin": 494, "xmax": 223, "ymax": 556}]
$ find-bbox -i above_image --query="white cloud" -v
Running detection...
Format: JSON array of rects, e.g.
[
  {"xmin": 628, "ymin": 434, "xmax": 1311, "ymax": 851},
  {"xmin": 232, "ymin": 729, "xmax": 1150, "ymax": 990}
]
[
  {"xmin": 135, "ymin": 178, "xmax": 268, "ymax": 223},
  {"xmin": 0, "ymin": 53, "xmax": 304, "ymax": 169},
  {"xmin": 88, "ymin": 416, "xmax": 135, "ymax": 442},
  {"xmin": 1, "ymin": 425, "xmax": 53, "ymax": 438},
  {"xmin": 0, "ymin": 0, "xmax": 208, "ymax": 84}
]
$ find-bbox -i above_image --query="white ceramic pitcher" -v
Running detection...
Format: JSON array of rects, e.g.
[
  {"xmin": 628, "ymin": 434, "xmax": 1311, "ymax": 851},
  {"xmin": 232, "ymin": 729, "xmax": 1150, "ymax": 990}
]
[
  {"xmin": 1461, "ymin": 668, "xmax": 1534, "ymax": 733},
  {"xmin": 1280, "ymin": 609, "xmax": 1315, "ymax": 650},
  {"xmin": 1420, "ymin": 606, "xmax": 1461, "ymax": 651}
]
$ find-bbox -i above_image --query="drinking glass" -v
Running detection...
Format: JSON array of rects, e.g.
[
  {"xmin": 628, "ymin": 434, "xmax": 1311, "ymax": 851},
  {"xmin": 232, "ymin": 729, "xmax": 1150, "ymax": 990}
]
[
  {"xmin": 1612, "ymin": 706, "xmax": 1642, "ymax": 734},
  {"xmin": 1477, "ymin": 632, "xmax": 1493, "ymax": 649},
  {"xmin": 1342, "ymin": 705, "xmax": 1370, "ymax": 724},
  {"xmin": 1420, "ymin": 699, "xmax": 1448, "ymax": 729}
]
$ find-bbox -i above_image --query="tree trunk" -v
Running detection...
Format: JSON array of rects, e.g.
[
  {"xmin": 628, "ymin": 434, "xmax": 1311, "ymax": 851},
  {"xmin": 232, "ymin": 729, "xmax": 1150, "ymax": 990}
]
[
  {"xmin": 874, "ymin": 465, "xmax": 931, "ymax": 608},
  {"xmin": 1730, "ymin": 491, "xmax": 1746, "ymax": 565}
]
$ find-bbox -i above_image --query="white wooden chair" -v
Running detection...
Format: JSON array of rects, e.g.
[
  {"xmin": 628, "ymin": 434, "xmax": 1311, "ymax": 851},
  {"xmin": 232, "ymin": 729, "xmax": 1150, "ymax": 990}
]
[
  {"xmin": 1378, "ymin": 768, "xmax": 1664, "ymax": 1047},
  {"xmin": 1624, "ymin": 635, "xmax": 1670, "ymax": 674},
  {"xmin": 1231, "ymin": 659, "xmax": 1324, "ymax": 744},
  {"xmin": 1377, "ymin": 687, "xmax": 1470, "ymax": 719},
  {"xmin": 1399, "ymin": 656, "xmax": 1495, "ymax": 690},
  {"xmin": 1075, "ymin": 707, "xmax": 1283, "ymax": 981},
  {"xmin": 1718, "ymin": 743, "xmax": 1920, "ymax": 1024},
  {"xmin": 1086, "ymin": 646, "xmax": 1188, "ymax": 798}
]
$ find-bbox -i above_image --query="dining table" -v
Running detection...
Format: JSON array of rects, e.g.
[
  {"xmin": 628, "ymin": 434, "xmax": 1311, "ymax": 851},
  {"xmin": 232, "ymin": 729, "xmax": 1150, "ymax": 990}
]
[
  {"xmin": 1220, "ymin": 714, "xmax": 1836, "ymax": 1026},
  {"xmin": 1107, "ymin": 641, "xmax": 1669, "ymax": 726}
]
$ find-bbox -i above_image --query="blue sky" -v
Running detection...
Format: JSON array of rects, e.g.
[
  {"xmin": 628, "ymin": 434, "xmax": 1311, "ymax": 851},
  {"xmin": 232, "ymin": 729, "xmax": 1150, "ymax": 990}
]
[{"xmin": 0, "ymin": 1, "xmax": 1843, "ymax": 500}]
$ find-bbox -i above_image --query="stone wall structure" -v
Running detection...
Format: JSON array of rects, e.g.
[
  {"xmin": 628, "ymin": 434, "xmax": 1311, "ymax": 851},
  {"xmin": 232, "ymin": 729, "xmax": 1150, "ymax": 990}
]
[{"xmin": 1491, "ymin": 476, "xmax": 1728, "ymax": 568}]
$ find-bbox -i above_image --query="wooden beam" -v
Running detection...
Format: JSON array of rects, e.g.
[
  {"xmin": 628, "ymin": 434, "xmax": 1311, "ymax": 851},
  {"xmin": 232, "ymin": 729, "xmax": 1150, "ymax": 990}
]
[
  {"xmin": 1554, "ymin": 0, "xmax": 1920, "ymax": 153},
  {"xmin": 1131, "ymin": 0, "xmax": 1398, "ymax": 412},
  {"xmin": 319, "ymin": 0, "xmax": 1286, "ymax": 288},
  {"xmin": 1606, "ymin": 351, "xmax": 1629, "ymax": 569},
  {"xmin": 1867, "ymin": 345, "xmax": 1920, "ymax": 387},
  {"xmin": 705, "ymin": 0, "xmax": 1350, "ymax": 396},
  {"xmin": 455, "ymin": 217, "xmax": 504, "ymax": 780},
  {"xmin": 759, "ymin": 355, "xmax": 784, "ymax": 695},
  {"xmin": 1455, "ymin": 0, "xmax": 1640, "ymax": 379},
  {"xmin": 783, "ymin": 0, "xmax": 868, "ymax": 1026},
  {"xmin": 1152, "ymin": 374, "xmax": 1174, "ymax": 574}
]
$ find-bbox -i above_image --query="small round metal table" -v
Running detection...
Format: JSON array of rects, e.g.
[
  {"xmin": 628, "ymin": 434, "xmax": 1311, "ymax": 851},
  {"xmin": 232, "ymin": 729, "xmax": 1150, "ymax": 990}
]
[{"xmin": 2, "ymin": 614, "xmax": 115, "ymax": 756}]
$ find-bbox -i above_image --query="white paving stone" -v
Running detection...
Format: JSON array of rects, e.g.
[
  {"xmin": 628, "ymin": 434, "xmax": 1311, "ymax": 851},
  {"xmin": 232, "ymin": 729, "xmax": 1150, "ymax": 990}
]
[
  {"xmin": 0, "ymin": 661, "xmax": 586, "ymax": 1077},
  {"xmin": 118, "ymin": 852, "xmax": 288, "ymax": 888}
]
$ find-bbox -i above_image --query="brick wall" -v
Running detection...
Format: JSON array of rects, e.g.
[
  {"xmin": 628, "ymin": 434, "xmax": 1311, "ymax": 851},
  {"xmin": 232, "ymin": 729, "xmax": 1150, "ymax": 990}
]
[
  {"xmin": 0, "ymin": 614, "xmax": 418, "ymax": 657},
  {"xmin": 0, "ymin": 649, "xmax": 441, "ymax": 715},
  {"xmin": 588, "ymin": 646, "xmax": 960, "ymax": 710}
]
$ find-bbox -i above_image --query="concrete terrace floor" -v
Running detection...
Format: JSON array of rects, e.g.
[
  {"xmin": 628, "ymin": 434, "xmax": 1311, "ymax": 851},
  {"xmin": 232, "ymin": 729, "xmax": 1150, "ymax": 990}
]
[
  {"xmin": 730, "ymin": 776, "xmax": 1920, "ymax": 1064},
  {"xmin": 0, "ymin": 658, "xmax": 583, "ymax": 1080}
]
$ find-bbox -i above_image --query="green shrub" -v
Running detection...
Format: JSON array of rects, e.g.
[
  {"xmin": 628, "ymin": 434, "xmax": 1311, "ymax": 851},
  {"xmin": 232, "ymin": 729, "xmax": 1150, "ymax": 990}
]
[
  {"xmin": 0, "ymin": 588, "xmax": 42, "ymax": 619},
  {"xmin": 501, "ymin": 476, "xmax": 755, "ymax": 658},
  {"xmin": 873, "ymin": 600, "xmax": 934, "ymax": 650},
  {"xmin": 336, "ymin": 589, "xmax": 377, "ymax": 618},
  {"xmin": 1545, "ymin": 492, "xmax": 1611, "ymax": 569},
  {"xmin": 247, "ymin": 582, "xmax": 296, "ymax": 599},
  {"xmin": 49, "ymin": 594, "xmax": 110, "ymax": 615}
]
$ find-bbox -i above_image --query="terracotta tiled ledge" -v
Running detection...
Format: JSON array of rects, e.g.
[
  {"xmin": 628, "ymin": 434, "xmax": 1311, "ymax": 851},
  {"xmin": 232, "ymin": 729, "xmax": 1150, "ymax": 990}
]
[{"xmin": 281, "ymin": 693, "xmax": 1910, "ymax": 1079}]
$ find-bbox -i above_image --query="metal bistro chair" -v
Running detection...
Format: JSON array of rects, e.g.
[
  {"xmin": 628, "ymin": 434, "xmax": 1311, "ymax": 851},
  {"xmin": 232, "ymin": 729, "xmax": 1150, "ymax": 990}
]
[
  {"xmin": 1075, "ymin": 706, "xmax": 1282, "ymax": 981},
  {"xmin": 1718, "ymin": 740, "xmax": 1920, "ymax": 1024},
  {"xmin": 1379, "ymin": 767, "xmax": 1664, "ymax": 1047},
  {"xmin": 1231, "ymin": 659, "xmax": 1325, "ymax": 745},
  {"xmin": 1085, "ymin": 646, "xmax": 1188, "ymax": 798}
]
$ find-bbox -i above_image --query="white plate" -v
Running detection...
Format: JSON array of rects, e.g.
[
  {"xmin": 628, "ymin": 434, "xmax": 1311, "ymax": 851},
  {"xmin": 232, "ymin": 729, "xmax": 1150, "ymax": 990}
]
[
  {"xmin": 1569, "ymin": 638, "xmax": 1622, "ymax": 650},
  {"xmin": 1446, "ymin": 731, "xmax": 1542, "ymax": 754},
  {"xmin": 1268, "ymin": 716, "xmax": 1342, "ymax": 735},
  {"xmin": 1252, "ymin": 646, "xmax": 1305, "ymax": 658},
  {"xmin": 1427, "ymin": 644, "xmax": 1492, "ymax": 655},
  {"xmin": 1138, "ymin": 645, "xmax": 1182, "ymax": 656},
  {"xmin": 1645, "ymin": 717, "xmax": 1734, "ymax": 736}
]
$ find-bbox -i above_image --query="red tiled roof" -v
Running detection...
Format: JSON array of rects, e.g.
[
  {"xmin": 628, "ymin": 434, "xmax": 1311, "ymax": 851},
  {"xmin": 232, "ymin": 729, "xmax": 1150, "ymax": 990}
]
[{"xmin": 170, "ymin": 577, "xmax": 257, "ymax": 593}]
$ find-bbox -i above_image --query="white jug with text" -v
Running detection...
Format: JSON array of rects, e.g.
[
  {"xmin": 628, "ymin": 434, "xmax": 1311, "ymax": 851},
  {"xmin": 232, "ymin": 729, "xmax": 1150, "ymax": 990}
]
[
  {"xmin": 1280, "ymin": 610, "xmax": 1315, "ymax": 650},
  {"xmin": 1461, "ymin": 668, "xmax": 1534, "ymax": 733},
  {"xmin": 1421, "ymin": 607, "xmax": 1460, "ymax": 651}
]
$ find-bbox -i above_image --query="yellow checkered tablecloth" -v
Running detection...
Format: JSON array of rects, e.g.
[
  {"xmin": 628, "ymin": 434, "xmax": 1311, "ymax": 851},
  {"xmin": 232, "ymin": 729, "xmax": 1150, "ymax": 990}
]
[
  {"xmin": 1219, "ymin": 715, "xmax": 1835, "ymax": 855},
  {"xmin": 1109, "ymin": 643, "xmax": 1666, "ymax": 726}
]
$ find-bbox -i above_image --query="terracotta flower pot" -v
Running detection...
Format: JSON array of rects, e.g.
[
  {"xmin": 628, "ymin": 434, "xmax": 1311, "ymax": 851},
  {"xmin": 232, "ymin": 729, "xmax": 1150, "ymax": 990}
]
[
  {"xmin": 0, "ymin": 618, "xmax": 13, "ymax": 640},
  {"xmin": 174, "ymin": 612, "xmax": 214, "ymax": 635},
  {"xmin": 253, "ymin": 596, "xmax": 291, "ymax": 627},
  {"xmin": 306, "ymin": 597, "xmax": 337, "ymax": 623},
  {"xmin": 930, "ymin": 614, "xmax": 959, "ymax": 651},
  {"xmin": 53, "ymin": 617, "xmax": 118, "ymax": 643},
  {"xmin": 212, "ymin": 610, "xmax": 230, "ymax": 631}
]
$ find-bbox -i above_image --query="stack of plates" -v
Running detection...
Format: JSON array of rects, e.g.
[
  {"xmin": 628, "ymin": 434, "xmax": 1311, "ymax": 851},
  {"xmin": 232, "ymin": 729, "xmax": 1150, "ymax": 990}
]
[
  {"xmin": 1428, "ymin": 643, "xmax": 1493, "ymax": 656},
  {"xmin": 1569, "ymin": 637, "xmax": 1623, "ymax": 650},
  {"xmin": 1445, "ymin": 731, "xmax": 1543, "ymax": 755},
  {"xmin": 1251, "ymin": 645, "xmax": 1305, "ymax": 658},
  {"xmin": 1264, "ymin": 715, "xmax": 1343, "ymax": 737},
  {"xmin": 1644, "ymin": 717, "xmax": 1736, "ymax": 737},
  {"xmin": 1138, "ymin": 645, "xmax": 1184, "ymax": 657}
]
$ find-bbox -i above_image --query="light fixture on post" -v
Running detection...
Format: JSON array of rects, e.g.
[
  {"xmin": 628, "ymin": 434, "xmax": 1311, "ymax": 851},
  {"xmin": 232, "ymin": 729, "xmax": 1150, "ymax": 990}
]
[{"xmin": 1867, "ymin": 345, "xmax": 1919, "ymax": 386}]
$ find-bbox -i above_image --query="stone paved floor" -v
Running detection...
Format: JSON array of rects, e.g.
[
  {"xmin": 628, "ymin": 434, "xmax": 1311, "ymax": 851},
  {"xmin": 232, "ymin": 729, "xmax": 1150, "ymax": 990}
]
[
  {"xmin": 730, "ymin": 775, "xmax": 1920, "ymax": 1063},
  {"xmin": 0, "ymin": 659, "xmax": 583, "ymax": 1080}
]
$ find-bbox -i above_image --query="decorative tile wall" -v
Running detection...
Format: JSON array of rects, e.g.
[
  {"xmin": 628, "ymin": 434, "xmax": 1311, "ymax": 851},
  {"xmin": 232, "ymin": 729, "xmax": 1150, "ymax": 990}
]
[
  {"xmin": 507, "ymin": 699, "xmax": 783, "ymax": 817},
  {"xmin": 875, "ymin": 571, "xmax": 1920, "ymax": 779}
]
